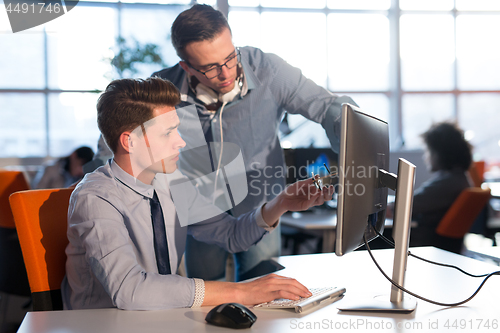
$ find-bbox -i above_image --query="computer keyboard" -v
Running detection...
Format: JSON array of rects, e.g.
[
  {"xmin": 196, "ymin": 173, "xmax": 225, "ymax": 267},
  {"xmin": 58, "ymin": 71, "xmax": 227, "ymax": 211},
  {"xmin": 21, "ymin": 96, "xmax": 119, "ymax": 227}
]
[{"xmin": 254, "ymin": 286, "xmax": 346, "ymax": 313}]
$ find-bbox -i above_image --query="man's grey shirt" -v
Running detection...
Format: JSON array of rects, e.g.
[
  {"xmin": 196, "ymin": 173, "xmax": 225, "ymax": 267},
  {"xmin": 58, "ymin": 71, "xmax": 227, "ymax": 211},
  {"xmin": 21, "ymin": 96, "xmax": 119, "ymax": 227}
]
[{"xmin": 62, "ymin": 160, "xmax": 272, "ymax": 310}]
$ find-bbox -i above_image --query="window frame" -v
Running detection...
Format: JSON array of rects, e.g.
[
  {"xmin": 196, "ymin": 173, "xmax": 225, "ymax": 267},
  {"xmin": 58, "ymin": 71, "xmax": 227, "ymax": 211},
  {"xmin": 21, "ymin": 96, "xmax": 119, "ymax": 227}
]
[{"xmin": 1, "ymin": 0, "xmax": 499, "ymax": 165}]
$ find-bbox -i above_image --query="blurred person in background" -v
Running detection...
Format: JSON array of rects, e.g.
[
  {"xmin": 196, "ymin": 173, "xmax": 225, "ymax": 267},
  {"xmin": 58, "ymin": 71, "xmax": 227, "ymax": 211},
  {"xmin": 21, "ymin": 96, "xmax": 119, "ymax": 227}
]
[
  {"xmin": 389, "ymin": 121, "xmax": 473, "ymax": 253},
  {"xmin": 33, "ymin": 146, "xmax": 94, "ymax": 189}
]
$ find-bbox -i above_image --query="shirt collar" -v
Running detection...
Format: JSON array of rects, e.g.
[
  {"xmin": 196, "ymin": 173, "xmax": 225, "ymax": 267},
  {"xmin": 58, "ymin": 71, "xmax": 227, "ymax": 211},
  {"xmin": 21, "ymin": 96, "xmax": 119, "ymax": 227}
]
[
  {"xmin": 110, "ymin": 159, "xmax": 155, "ymax": 199},
  {"xmin": 239, "ymin": 50, "xmax": 259, "ymax": 92}
]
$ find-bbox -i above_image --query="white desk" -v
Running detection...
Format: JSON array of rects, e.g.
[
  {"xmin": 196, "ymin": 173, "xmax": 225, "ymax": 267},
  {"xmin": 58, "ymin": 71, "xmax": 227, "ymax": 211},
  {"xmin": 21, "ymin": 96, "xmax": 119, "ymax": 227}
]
[
  {"xmin": 484, "ymin": 182, "xmax": 500, "ymax": 198},
  {"xmin": 18, "ymin": 247, "xmax": 500, "ymax": 333},
  {"xmin": 467, "ymin": 246, "xmax": 500, "ymax": 265}
]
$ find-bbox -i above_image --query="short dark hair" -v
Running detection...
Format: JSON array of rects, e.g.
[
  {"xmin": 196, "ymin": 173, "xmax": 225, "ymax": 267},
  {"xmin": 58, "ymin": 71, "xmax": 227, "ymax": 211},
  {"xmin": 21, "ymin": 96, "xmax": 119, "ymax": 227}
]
[
  {"xmin": 421, "ymin": 122, "xmax": 472, "ymax": 171},
  {"xmin": 171, "ymin": 4, "xmax": 231, "ymax": 61},
  {"xmin": 97, "ymin": 77, "xmax": 180, "ymax": 154},
  {"xmin": 62, "ymin": 146, "xmax": 94, "ymax": 172},
  {"xmin": 74, "ymin": 146, "xmax": 95, "ymax": 164}
]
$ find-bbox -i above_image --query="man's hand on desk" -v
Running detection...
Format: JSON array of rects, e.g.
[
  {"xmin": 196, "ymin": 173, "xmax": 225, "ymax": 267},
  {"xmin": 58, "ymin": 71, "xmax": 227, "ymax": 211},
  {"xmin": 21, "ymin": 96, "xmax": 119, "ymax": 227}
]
[
  {"xmin": 202, "ymin": 179, "xmax": 329, "ymax": 307},
  {"xmin": 262, "ymin": 177, "xmax": 335, "ymax": 226},
  {"xmin": 203, "ymin": 274, "xmax": 312, "ymax": 306}
]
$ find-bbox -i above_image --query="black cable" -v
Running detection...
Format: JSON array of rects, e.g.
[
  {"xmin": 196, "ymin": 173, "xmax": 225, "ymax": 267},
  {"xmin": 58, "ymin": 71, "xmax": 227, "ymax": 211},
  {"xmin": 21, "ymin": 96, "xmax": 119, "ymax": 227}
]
[
  {"xmin": 408, "ymin": 251, "xmax": 490, "ymax": 278},
  {"xmin": 375, "ymin": 228, "xmax": 490, "ymax": 278},
  {"xmin": 364, "ymin": 230, "xmax": 500, "ymax": 307}
]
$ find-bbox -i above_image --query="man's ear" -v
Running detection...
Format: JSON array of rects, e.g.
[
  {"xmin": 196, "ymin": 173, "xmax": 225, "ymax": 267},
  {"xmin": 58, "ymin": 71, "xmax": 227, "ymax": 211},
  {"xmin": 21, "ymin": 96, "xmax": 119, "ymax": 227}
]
[
  {"xmin": 179, "ymin": 61, "xmax": 191, "ymax": 73},
  {"xmin": 119, "ymin": 132, "xmax": 133, "ymax": 153}
]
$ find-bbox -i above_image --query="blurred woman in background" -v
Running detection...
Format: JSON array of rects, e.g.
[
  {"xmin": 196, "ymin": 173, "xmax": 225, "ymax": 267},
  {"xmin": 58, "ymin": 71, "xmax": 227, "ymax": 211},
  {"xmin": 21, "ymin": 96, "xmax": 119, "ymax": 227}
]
[
  {"xmin": 389, "ymin": 122, "xmax": 473, "ymax": 253},
  {"xmin": 33, "ymin": 146, "xmax": 94, "ymax": 189}
]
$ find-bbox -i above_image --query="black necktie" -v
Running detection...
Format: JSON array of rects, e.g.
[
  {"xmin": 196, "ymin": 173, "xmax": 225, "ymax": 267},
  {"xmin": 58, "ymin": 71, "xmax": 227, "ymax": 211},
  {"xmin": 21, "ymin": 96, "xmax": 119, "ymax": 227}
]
[{"xmin": 150, "ymin": 191, "xmax": 171, "ymax": 275}]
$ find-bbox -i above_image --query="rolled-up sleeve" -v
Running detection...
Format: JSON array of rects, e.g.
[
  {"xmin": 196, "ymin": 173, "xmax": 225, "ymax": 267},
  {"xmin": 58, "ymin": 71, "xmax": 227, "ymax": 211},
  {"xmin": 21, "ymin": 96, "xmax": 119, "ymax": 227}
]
[{"xmin": 255, "ymin": 203, "xmax": 279, "ymax": 231}]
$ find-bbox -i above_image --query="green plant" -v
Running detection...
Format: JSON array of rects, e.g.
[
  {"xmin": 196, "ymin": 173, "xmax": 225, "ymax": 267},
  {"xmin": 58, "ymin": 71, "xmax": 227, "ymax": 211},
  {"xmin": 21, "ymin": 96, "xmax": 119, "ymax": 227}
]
[{"xmin": 106, "ymin": 37, "xmax": 167, "ymax": 79}]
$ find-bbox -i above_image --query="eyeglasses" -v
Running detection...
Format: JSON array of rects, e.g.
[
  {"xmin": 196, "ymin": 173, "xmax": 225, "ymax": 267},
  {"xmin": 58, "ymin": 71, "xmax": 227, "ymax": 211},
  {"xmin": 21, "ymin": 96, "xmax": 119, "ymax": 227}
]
[{"xmin": 187, "ymin": 49, "xmax": 240, "ymax": 80}]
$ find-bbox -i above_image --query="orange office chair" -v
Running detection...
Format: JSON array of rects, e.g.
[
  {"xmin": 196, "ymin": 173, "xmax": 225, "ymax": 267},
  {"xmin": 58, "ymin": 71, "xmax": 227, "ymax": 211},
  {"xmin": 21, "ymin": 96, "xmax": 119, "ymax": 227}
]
[
  {"xmin": 468, "ymin": 161, "xmax": 486, "ymax": 188},
  {"xmin": 0, "ymin": 171, "xmax": 31, "ymax": 300},
  {"xmin": 9, "ymin": 188, "xmax": 73, "ymax": 311},
  {"xmin": 436, "ymin": 187, "xmax": 491, "ymax": 239},
  {"xmin": 0, "ymin": 170, "xmax": 30, "ymax": 229}
]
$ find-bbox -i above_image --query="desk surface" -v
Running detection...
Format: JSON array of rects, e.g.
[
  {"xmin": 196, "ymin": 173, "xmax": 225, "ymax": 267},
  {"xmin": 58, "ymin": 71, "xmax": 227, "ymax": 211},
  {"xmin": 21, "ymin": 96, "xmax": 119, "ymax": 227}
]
[
  {"xmin": 18, "ymin": 247, "xmax": 500, "ymax": 333},
  {"xmin": 484, "ymin": 182, "xmax": 500, "ymax": 197},
  {"xmin": 467, "ymin": 246, "xmax": 500, "ymax": 265}
]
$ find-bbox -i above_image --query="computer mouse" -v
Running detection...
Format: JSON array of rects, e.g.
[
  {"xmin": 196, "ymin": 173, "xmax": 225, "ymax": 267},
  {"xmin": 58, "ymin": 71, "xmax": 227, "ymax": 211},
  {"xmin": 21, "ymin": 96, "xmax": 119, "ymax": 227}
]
[{"xmin": 205, "ymin": 303, "xmax": 257, "ymax": 329}]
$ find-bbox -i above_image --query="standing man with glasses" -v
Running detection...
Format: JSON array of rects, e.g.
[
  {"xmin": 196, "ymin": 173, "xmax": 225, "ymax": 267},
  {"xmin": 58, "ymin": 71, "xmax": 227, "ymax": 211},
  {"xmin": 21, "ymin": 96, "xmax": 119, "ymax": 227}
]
[{"xmin": 150, "ymin": 4, "xmax": 359, "ymax": 283}]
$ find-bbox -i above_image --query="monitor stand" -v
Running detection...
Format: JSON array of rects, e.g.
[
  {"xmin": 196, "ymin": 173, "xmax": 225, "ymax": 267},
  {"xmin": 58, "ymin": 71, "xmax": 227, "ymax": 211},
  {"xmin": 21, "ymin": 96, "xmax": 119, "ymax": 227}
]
[{"xmin": 338, "ymin": 158, "xmax": 417, "ymax": 313}]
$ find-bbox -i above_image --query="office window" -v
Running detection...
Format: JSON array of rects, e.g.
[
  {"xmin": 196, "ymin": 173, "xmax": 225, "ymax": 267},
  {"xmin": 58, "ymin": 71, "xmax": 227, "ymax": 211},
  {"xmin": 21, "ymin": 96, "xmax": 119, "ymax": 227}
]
[
  {"xmin": 280, "ymin": 114, "xmax": 331, "ymax": 148},
  {"xmin": 121, "ymin": 6, "xmax": 184, "ymax": 73},
  {"xmin": 48, "ymin": 93, "xmax": 101, "ymax": 157},
  {"xmin": 106, "ymin": 0, "xmax": 190, "ymax": 3},
  {"xmin": 456, "ymin": 15, "xmax": 500, "ymax": 90},
  {"xmin": 0, "ymin": 31, "xmax": 45, "ymax": 89},
  {"xmin": 399, "ymin": 0, "xmax": 454, "ymax": 11},
  {"xmin": 400, "ymin": 14, "xmax": 454, "ymax": 91},
  {"xmin": 0, "ymin": 1, "xmax": 192, "ymax": 159},
  {"xmin": 281, "ymin": 94, "xmax": 389, "ymax": 149},
  {"xmin": 260, "ymin": 12, "xmax": 327, "ymax": 87},
  {"xmin": 348, "ymin": 94, "xmax": 389, "ymax": 122},
  {"xmin": 456, "ymin": 0, "xmax": 500, "ymax": 11},
  {"xmin": 0, "ymin": 93, "xmax": 46, "ymax": 157},
  {"xmin": 228, "ymin": 10, "xmax": 261, "ymax": 48},
  {"xmin": 45, "ymin": 7, "xmax": 116, "ymax": 91},
  {"xmin": 2, "ymin": 0, "xmax": 500, "ymax": 163},
  {"xmin": 327, "ymin": 0, "xmax": 390, "ymax": 10},
  {"xmin": 231, "ymin": 10, "xmax": 328, "ymax": 87},
  {"xmin": 397, "ymin": 2, "xmax": 500, "ymax": 162},
  {"xmin": 260, "ymin": 0, "xmax": 326, "ymax": 9},
  {"xmin": 402, "ymin": 94, "xmax": 454, "ymax": 149},
  {"xmin": 458, "ymin": 94, "xmax": 500, "ymax": 161},
  {"xmin": 327, "ymin": 13, "xmax": 389, "ymax": 92},
  {"xmin": 228, "ymin": 0, "xmax": 259, "ymax": 6},
  {"xmin": 194, "ymin": 0, "xmax": 216, "ymax": 5}
]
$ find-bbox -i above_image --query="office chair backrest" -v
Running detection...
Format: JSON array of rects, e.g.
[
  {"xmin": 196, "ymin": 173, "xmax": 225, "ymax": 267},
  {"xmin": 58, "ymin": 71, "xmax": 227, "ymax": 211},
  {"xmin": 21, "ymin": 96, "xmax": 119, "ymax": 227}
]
[
  {"xmin": 436, "ymin": 187, "xmax": 491, "ymax": 239},
  {"xmin": 468, "ymin": 161, "xmax": 486, "ymax": 188},
  {"xmin": 9, "ymin": 188, "xmax": 73, "ymax": 311},
  {"xmin": 0, "ymin": 170, "xmax": 30, "ymax": 228},
  {"xmin": 0, "ymin": 170, "xmax": 32, "ymax": 296}
]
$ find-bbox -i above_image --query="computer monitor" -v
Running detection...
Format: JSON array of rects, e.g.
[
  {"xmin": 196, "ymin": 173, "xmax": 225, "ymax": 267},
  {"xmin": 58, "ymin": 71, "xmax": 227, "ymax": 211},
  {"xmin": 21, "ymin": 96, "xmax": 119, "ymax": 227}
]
[{"xmin": 335, "ymin": 103, "xmax": 417, "ymax": 313}]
